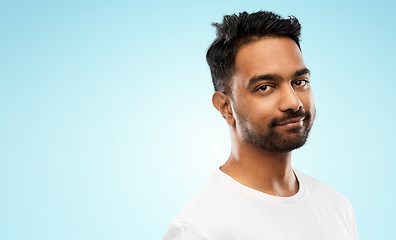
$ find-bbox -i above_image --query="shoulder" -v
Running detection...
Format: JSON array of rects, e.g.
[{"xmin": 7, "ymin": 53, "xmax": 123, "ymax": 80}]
[
  {"xmin": 162, "ymin": 220, "xmax": 212, "ymax": 240},
  {"xmin": 296, "ymin": 169, "xmax": 354, "ymax": 211},
  {"xmin": 163, "ymin": 171, "xmax": 227, "ymax": 240},
  {"xmin": 174, "ymin": 170, "xmax": 229, "ymax": 222},
  {"xmin": 296, "ymin": 170, "xmax": 358, "ymax": 239}
]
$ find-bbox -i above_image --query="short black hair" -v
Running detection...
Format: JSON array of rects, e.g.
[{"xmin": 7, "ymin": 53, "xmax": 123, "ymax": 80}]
[{"xmin": 206, "ymin": 11, "xmax": 302, "ymax": 94}]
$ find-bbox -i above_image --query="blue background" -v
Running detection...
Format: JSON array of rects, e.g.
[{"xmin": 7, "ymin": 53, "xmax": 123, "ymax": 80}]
[{"xmin": 1, "ymin": 0, "xmax": 395, "ymax": 239}]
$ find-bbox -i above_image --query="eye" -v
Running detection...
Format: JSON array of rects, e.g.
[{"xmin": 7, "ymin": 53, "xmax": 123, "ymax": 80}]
[
  {"xmin": 293, "ymin": 79, "xmax": 309, "ymax": 87},
  {"xmin": 256, "ymin": 85, "xmax": 273, "ymax": 92}
]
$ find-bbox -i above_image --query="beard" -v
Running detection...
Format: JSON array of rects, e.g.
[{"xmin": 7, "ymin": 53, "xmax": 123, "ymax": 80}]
[{"xmin": 234, "ymin": 107, "xmax": 315, "ymax": 153}]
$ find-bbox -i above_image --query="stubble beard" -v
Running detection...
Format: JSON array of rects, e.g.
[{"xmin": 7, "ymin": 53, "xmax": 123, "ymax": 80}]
[{"xmin": 234, "ymin": 107, "xmax": 315, "ymax": 153}]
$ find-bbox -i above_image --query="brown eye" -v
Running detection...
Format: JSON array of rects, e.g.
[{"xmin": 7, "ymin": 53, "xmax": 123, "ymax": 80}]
[
  {"xmin": 257, "ymin": 85, "xmax": 272, "ymax": 92},
  {"xmin": 293, "ymin": 79, "xmax": 309, "ymax": 87}
]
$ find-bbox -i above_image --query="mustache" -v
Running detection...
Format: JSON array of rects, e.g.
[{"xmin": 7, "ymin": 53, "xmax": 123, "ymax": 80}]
[{"xmin": 270, "ymin": 109, "xmax": 311, "ymax": 127}]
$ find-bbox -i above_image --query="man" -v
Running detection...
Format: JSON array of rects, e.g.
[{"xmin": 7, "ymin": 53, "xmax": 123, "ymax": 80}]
[{"xmin": 163, "ymin": 11, "xmax": 358, "ymax": 240}]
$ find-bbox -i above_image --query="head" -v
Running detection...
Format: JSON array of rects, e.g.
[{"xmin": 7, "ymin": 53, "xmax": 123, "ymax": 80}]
[
  {"xmin": 208, "ymin": 11, "xmax": 316, "ymax": 153},
  {"xmin": 207, "ymin": 11, "xmax": 302, "ymax": 95}
]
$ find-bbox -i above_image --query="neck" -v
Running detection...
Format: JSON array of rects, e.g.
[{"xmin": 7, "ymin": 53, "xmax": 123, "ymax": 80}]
[{"xmin": 220, "ymin": 131, "xmax": 299, "ymax": 197}]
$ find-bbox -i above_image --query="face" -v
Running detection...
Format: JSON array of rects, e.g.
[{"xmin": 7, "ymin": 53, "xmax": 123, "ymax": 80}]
[{"xmin": 230, "ymin": 37, "xmax": 315, "ymax": 153}]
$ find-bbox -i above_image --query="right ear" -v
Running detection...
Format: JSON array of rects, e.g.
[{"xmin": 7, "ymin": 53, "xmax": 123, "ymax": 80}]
[{"xmin": 212, "ymin": 91, "xmax": 235, "ymax": 126}]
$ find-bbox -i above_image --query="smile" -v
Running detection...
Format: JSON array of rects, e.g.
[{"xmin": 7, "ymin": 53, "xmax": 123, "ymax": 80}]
[{"xmin": 275, "ymin": 117, "xmax": 305, "ymax": 128}]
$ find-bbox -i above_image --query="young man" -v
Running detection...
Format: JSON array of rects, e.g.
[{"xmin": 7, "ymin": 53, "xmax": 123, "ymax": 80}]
[{"xmin": 163, "ymin": 11, "xmax": 358, "ymax": 240}]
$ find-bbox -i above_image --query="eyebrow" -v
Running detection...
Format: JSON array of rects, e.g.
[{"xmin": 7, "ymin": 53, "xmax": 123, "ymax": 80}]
[{"xmin": 246, "ymin": 68, "xmax": 311, "ymax": 89}]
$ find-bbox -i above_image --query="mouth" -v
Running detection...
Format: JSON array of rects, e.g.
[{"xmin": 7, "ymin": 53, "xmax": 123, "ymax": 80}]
[{"xmin": 274, "ymin": 117, "xmax": 305, "ymax": 128}]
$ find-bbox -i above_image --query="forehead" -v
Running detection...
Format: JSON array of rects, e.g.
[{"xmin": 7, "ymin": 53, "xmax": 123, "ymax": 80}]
[{"xmin": 233, "ymin": 37, "xmax": 306, "ymax": 83}]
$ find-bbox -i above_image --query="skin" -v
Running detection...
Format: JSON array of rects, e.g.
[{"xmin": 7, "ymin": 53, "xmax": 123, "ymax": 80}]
[{"xmin": 212, "ymin": 37, "xmax": 315, "ymax": 197}]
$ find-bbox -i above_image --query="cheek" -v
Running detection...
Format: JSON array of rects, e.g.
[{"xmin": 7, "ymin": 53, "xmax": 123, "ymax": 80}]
[
  {"xmin": 300, "ymin": 92, "xmax": 316, "ymax": 123},
  {"xmin": 236, "ymin": 96, "xmax": 275, "ymax": 121},
  {"xmin": 248, "ymin": 97, "xmax": 278, "ymax": 124},
  {"xmin": 300, "ymin": 91, "xmax": 315, "ymax": 110}
]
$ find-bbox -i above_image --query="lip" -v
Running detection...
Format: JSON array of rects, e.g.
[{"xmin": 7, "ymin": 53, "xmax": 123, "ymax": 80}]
[{"xmin": 275, "ymin": 117, "xmax": 305, "ymax": 127}]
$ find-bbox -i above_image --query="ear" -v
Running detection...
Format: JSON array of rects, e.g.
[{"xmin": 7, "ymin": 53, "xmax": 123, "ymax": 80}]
[{"xmin": 212, "ymin": 91, "xmax": 235, "ymax": 126}]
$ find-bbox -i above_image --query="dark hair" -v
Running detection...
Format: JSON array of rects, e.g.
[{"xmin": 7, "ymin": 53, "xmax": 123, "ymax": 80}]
[{"xmin": 206, "ymin": 11, "xmax": 302, "ymax": 94}]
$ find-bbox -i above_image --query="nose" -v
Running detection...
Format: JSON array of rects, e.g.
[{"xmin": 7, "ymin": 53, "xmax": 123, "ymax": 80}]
[{"xmin": 279, "ymin": 85, "xmax": 303, "ymax": 112}]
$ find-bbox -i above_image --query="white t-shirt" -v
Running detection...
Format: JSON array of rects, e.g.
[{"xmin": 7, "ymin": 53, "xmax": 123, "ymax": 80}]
[{"xmin": 163, "ymin": 168, "xmax": 358, "ymax": 240}]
